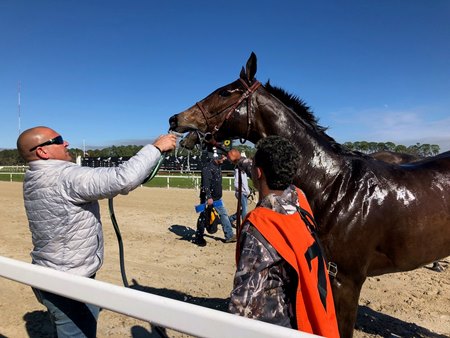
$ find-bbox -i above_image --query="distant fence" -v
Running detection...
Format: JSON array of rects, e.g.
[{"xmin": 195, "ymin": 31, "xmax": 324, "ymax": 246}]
[
  {"xmin": 0, "ymin": 172, "xmax": 236, "ymax": 190},
  {"xmin": 0, "ymin": 256, "xmax": 319, "ymax": 338},
  {"xmin": 0, "ymin": 172, "xmax": 25, "ymax": 182},
  {"xmin": 0, "ymin": 165, "xmax": 27, "ymax": 181},
  {"xmin": 0, "ymin": 165, "xmax": 28, "ymax": 172}
]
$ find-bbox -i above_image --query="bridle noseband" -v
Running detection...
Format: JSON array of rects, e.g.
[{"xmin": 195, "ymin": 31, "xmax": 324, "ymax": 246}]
[{"xmin": 195, "ymin": 78, "xmax": 261, "ymax": 143}]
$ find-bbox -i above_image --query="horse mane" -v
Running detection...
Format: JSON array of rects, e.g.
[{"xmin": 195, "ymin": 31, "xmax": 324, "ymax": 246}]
[{"xmin": 264, "ymin": 81, "xmax": 346, "ymax": 153}]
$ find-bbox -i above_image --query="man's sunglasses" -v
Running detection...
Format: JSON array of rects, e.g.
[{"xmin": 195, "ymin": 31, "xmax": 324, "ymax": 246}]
[{"xmin": 29, "ymin": 135, "xmax": 64, "ymax": 152}]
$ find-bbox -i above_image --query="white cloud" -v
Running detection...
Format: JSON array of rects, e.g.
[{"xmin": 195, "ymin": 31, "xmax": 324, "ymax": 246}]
[{"xmin": 327, "ymin": 106, "xmax": 450, "ymax": 153}]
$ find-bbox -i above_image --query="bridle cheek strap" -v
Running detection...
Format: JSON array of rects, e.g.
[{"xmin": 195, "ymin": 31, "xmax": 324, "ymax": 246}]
[
  {"xmin": 196, "ymin": 101, "xmax": 210, "ymax": 129},
  {"xmin": 227, "ymin": 79, "xmax": 261, "ymax": 142},
  {"xmin": 196, "ymin": 79, "xmax": 261, "ymax": 142}
]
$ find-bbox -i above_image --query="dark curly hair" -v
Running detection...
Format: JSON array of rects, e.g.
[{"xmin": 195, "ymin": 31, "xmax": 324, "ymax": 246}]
[{"xmin": 254, "ymin": 136, "xmax": 299, "ymax": 190}]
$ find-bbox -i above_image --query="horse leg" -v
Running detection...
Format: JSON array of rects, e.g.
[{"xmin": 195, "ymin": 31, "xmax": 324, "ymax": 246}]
[{"xmin": 331, "ymin": 274, "xmax": 366, "ymax": 338}]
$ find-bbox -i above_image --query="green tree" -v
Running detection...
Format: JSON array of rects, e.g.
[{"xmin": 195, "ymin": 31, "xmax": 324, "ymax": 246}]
[
  {"xmin": 418, "ymin": 144, "xmax": 432, "ymax": 157},
  {"xmin": 359, "ymin": 141, "xmax": 370, "ymax": 153},
  {"xmin": 0, "ymin": 149, "xmax": 25, "ymax": 165},
  {"xmin": 394, "ymin": 144, "xmax": 408, "ymax": 153},
  {"xmin": 431, "ymin": 144, "xmax": 440, "ymax": 156},
  {"xmin": 385, "ymin": 142, "xmax": 396, "ymax": 151},
  {"xmin": 376, "ymin": 142, "xmax": 387, "ymax": 152},
  {"xmin": 232, "ymin": 144, "xmax": 256, "ymax": 158},
  {"xmin": 407, "ymin": 143, "xmax": 421, "ymax": 156},
  {"xmin": 342, "ymin": 142, "xmax": 354, "ymax": 151}
]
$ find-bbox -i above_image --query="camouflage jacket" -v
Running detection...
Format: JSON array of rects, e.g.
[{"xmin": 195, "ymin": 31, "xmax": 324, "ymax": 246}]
[{"xmin": 229, "ymin": 185, "xmax": 302, "ymax": 329}]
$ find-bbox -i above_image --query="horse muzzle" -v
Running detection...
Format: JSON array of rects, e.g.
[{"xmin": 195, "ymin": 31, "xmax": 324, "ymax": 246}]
[{"xmin": 169, "ymin": 114, "xmax": 179, "ymax": 131}]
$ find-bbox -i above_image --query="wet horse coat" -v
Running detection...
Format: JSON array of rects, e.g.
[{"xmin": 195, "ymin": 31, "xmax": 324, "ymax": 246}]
[
  {"xmin": 169, "ymin": 53, "xmax": 450, "ymax": 337},
  {"xmin": 370, "ymin": 150, "xmax": 421, "ymax": 165}
]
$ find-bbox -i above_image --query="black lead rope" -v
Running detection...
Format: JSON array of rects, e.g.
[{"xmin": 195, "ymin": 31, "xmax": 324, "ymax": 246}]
[
  {"xmin": 108, "ymin": 154, "xmax": 169, "ymax": 337},
  {"xmin": 108, "ymin": 198, "xmax": 129, "ymax": 287},
  {"xmin": 236, "ymin": 167, "xmax": 243, "ymax": 232},
  {"xmin": 108, "ymin": 154, "xmax": 165, "ymax": 288}
]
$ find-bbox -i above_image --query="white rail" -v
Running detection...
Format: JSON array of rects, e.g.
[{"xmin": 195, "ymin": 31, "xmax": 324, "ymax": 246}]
[{"xmin": 0, "ymin": 256, "xmax": 320, "ymax": 338}]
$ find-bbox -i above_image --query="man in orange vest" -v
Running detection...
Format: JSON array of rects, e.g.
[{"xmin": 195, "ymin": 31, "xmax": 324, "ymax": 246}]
[{"xmin": 228, "ymin": 136, "xmax": 339, "ymax": 337}]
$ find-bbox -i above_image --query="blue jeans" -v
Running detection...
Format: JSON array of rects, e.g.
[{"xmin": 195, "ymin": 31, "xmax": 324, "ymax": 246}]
[
  {"xmin": 215, "ymin": 203, "xmax": 234, "ymax": 240},
  {"xmin": 229, "ymin": 193, "xmax": 248, "ymax": 223},
  {"xmin": 196, "ymin": 200, "xmax": 234, "ymax": 240},
  {"xmin": 33, "ymin": 287, "xmax": 100, "ymax": 338}
]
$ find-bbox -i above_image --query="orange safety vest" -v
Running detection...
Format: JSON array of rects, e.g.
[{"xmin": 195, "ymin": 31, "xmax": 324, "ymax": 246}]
[{"xmin": 237, "ymin": 188, "xmax": 340, "ymax": 337}]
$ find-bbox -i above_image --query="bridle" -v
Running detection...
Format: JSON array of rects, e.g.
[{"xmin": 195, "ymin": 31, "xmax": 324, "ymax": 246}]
[{"xmin": 195, "ymin": 78, "xmax": 261, "ymax": 144}]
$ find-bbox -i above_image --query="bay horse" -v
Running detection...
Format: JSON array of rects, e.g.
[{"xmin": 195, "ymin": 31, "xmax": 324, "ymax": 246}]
[
  {"xmin": 370, "ymin": 150, "xmax": 449, "ymax": 273},
  {"xmin": 168, "ymin": 53, "xmax": 450, "ymax": 337}
]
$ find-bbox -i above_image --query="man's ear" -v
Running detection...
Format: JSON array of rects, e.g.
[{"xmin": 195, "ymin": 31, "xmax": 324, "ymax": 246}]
[
  {"xmin": 255, "ymin": 167, "xmax": 263, "ymax": 180},
  {"xmin": 36, "ymin": 147, "xmax": 50, "ymax": 160}
]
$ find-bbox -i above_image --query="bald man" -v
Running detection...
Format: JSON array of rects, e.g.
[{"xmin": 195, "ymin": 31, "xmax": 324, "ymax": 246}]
[{"xmin": 18, "ymin": 126, "xmax": 176, "ymax": 338}]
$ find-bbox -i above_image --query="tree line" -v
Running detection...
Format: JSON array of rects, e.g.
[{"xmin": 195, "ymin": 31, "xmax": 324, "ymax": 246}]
[
  {"xmin": 342, "ymin": 141, "xmax": 440, "ymax": 157},
  {"xmin": 0, "ymin": 141, "xmax": 440, "ymax": 166}
]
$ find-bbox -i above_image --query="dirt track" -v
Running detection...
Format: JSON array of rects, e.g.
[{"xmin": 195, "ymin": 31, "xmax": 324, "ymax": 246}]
[{"xmin": 0, "ymin": 182, "xmax": 448, "ymax": 337}]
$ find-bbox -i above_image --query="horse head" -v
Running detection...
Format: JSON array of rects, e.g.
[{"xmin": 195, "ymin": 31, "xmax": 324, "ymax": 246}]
[{"xmin": 169, "ymin": 52, "xmax": 260, "ymax": 149}]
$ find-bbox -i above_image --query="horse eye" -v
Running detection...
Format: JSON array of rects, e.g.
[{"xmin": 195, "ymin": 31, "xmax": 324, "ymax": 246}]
[{"xmin": 219, "ymin": 90, "xmax": 231, "ymax": 97}]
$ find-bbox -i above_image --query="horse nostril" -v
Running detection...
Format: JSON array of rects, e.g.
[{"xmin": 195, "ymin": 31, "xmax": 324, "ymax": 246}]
[{"xmin": 169, "ymin": 115, "xmax": 178, "ymax": 129}]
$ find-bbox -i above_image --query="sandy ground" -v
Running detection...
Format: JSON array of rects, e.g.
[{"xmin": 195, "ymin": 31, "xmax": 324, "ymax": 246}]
[{"xmin": 0, "ymin": 181, "xmax": 448, "ymax": 338}]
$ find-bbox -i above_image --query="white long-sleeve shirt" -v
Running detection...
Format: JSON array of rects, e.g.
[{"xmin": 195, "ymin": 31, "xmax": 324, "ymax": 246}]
[{"xmin": 234, "ymin": 168, "xmax": 250, "ymax": 197}]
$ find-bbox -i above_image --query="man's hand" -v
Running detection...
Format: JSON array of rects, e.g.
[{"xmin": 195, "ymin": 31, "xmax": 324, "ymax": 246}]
[
  {"xmin": 227, "ymin": 149, "xmax": 241, "ymax": 164},
  {"xmin": 153, "ymin": 134, "xmax": 177, "ymax": 153}
]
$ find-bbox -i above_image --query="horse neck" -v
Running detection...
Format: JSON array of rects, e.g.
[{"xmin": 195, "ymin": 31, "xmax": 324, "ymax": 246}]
[{"xmin": 251, "ymin": 93, "xmax": 346, "ymax": 199}]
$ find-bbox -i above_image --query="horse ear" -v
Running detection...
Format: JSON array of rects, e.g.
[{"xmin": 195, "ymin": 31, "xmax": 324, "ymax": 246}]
[
  {"xmin": 245, "ymin": 52, "xmax": 257, "ymax": 82},
  {"xmin": 239, "ymin": 52, "xmax": 257, "ymax": 83},
  {"xmin": 240, "ymin": 66, "xmax": 246, "ymax": 80}
]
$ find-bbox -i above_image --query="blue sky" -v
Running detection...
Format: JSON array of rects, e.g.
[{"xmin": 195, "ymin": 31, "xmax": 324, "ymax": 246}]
[{"xmin": 1, "ymin": 1, "xmax": 449, "ymax": 152}]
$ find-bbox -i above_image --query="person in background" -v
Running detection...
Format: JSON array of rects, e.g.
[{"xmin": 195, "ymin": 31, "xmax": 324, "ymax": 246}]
[
  {"xmin": 194, "ymin": 148, "xmax": 236, "ymax": 246},
  {"xmin": 17, "ymin": 126, "xmax": 177, "ymax": 338},
  {"xmin": 227, "ymin": 148, "xmax": 252, "ymax": 177},
  {"xmin": 229, "ymin": 136, "xmax": 339, "ymax": 337},
  {"xmin": 228, "ymin": 152, "xmax": 250, "ymax": 227}
]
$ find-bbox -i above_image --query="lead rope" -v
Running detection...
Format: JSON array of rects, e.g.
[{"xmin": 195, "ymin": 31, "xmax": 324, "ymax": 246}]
[
  {"xmin": 108, "ymin": 153, "xmax": 168, "ymax": 337},
  {"xmin": 236, "ymin": 167, "xmax": 243, "ymax": 232},
  {"xmin": 108, "ymin": 154, "xmax": 165, "ymax": 287}
]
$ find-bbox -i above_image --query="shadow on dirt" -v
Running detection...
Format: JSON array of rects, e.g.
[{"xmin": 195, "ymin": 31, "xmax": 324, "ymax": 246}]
[
  {"xmin": 356, "ymin": 305, "xmax": 448, "ymax": 338},
  {"xmin": 168, "ymin": 224, "xmax": 195, "ymax": 242},
  {"xmin": 129, "ymin": 278, "xmax": 229, "ymax": 312},
  {"xmin": 126, "ymin": 278, "xmax": 229, "ymax": 337},
  {"xmin": 169, "ymin": 224, "xmax": 226, "ymax": 244}
]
